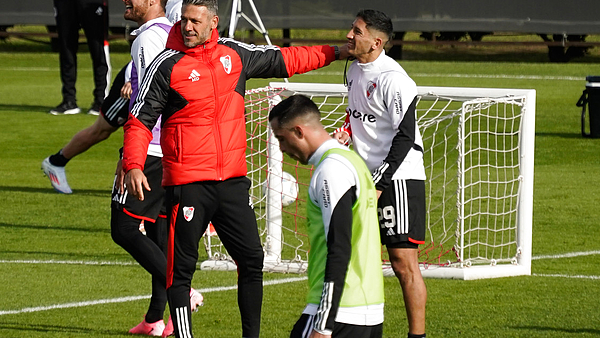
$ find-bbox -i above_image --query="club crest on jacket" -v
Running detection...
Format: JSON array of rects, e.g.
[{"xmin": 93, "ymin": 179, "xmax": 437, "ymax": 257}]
[{"xmin": 220, "ymin": 55, "xmax": 232, "ymax": 74}]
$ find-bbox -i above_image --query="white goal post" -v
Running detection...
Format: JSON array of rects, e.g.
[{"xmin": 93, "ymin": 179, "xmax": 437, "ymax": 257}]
[{"xmin": 201, "ymin": 82, "xmax": 535, "ymax": 280}]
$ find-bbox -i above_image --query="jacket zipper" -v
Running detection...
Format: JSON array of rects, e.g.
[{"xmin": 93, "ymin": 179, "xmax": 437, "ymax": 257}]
[{"xmin": 204, "ymin": 44, "xmax": 223, "ymax": 180}]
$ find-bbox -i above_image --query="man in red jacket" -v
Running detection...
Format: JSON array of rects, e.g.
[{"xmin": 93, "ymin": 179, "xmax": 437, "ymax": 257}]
[{"xmin": 122, "ymin": 0, "xmax": 347, "ymax": 337}]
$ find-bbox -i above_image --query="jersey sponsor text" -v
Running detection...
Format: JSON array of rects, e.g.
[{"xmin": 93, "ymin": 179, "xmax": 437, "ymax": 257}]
[{"xmin": 347, "ymin": 107, "xmax": 377, "ymax": 123}]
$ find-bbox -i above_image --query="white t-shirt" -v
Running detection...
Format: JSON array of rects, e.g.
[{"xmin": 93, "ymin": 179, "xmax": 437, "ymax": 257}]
[
  {"xmin": 129, "ymin": 16, "xmax": 172, "ymax": 157},
  {"xmin": 130, "ymin": 16, "xmax": 172, "ymax": 86},
  {"xmin": 346, "ymin": 51, "xmax": 426, "ymax": 181},
  {"xmin": 165, "ymin": 0, "xmax": 182, "ymax": 23}
]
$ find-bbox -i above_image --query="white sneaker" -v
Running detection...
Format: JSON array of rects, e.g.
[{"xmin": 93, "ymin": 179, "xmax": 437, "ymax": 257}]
[
  {"xmin": 49, "ymin": 101, "xmax": 81, "ymax": 115},
  {"xmin": 87, "ymin": 101, "xmax": 101, "ymax": 116},
  {"xmin": 41, "ymin": 157, "xmax": 72, "ymax": 194},
  {"xmin": 190, "ymin": 288, "xmax": 204, "ymax": 312}
]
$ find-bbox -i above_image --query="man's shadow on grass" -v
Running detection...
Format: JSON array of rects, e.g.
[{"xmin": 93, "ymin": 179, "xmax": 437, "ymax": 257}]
[
  {"xmin": 0, "ymin": 221, "xmax": 109, "ymax": 234},
  {"xmin": 0, "ymin": 247, "xmax": 131, "ymax": 262},
  {"xmin": 0, "ymin": 185, "xmax": 110, "ymax": 198},
  {"xmin": 0, "ymin": 104, "xmax": 54, "ymax": 114},
  {"xmin": 0, "ymin": 321, "xmax": 124, "ymax": 336}
]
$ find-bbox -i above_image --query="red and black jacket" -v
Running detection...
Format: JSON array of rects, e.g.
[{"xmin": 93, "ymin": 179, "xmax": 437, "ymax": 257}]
[{"xmin": 123, "ymin": 23, "xmax": 337, "ymax": 186}]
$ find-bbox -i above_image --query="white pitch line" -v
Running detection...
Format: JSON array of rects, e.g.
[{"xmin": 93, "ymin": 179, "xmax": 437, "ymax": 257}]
[
  {"xmin": 0, "ymin": 259, "xmax": 207, "ymax": 268},
  {"xmin": 1, "ymin": 249, "xmax": 599, "ymax": 267},
  {"xmin": 0, "ymin": 295, "xmax": 151, "ymax": 316},
  {"xmin": 0, "ymin": 259, "xmax": 139, "ymax": 266},
  {"xmin": 532, "ymin": 250, "xmax": 600, "ymax": 260},
  {"xmin": 0, "ymin": 276, "xmax": 306, "ymax": 316},
  {"xmin": 533, "ymin": 273, "xmax": 600, "ymax": 280}
]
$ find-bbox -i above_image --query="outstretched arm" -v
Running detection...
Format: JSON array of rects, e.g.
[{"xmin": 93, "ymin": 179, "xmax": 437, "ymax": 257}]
[{"xmin": 229, "ymin": 40, "xmax": 339, "ymax": 80}]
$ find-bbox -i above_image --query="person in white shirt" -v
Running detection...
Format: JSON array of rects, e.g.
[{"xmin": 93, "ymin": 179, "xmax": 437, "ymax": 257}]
[
  {"xmin": 333, "ymin": 9, "xmax": 427, "ymax": 338},
  {"xmin": 42, "ymin": 0, "xmax": 182, "ymax": 195},
  {"xmin": 165, "ymin": 0, "xmax": 182, "ymax": 23}
]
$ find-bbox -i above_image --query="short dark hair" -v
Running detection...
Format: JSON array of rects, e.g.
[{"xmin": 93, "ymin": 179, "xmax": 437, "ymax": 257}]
[
  {"xmin": 182, "ymin": 0, "xmax": 218, "ymax": 15},
  {"xmin": 268, "ymin": 95, "xmax": 320, "ymax": 128},
  {"xmin": 356, "ymin": 9, "xmax": 393, "ymax": 43}
]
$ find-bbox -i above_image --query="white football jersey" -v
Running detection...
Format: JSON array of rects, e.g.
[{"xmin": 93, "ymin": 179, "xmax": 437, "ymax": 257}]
[
  {"xmin": 130, "ymin": 16, "xmax": 172, "ymax": 86},
  {"xmin": 165, "ymin": 0, "xmax": 182, "ymax": 24},
  {"xmin": 346, "ymin": 51, "xmax": 426, "ymax": 181},
  {"xmin": 129, "ymin": 16, "xmax": 172, "ymax": 158}
]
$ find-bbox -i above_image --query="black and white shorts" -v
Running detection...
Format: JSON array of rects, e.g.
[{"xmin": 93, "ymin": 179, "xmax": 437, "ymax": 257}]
[
  {"xmin": 101, "ymin": 64, "xmax": 130, "ymax": 128},
  {"xmin": 290, "ymin": 314, "xmax": 382, "ymax": 338},
  {"xmin": 111, "ymin": 155, "xmax": 166, "ymax": 222},
  {"xmin": 378, "ymin": 179, "xmax": 426, "ymax": 249}
]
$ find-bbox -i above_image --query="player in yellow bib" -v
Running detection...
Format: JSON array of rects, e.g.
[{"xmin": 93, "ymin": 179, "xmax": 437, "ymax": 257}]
[{"xmin": 270, "ymin": 95, "xmax": 384, "ymax": 338}]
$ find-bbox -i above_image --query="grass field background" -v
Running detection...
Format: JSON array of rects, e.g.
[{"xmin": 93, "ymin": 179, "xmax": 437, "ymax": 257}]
[{"xmin": 1, "ymin": 33, "xmax": 600, "ymax": 337}]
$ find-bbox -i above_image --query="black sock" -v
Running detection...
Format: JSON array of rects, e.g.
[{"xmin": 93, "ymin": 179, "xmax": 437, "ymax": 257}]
[
  {"xmin": 144, "ymin": 310, "xmax": 163, "ymax": 324},
  {"xmin": 408, "ymin": 333, "xmax": 426, "ymax": 338},
  {"xmin": 49, "ymin": 150, "xmax": 70, "ymax": 167}
]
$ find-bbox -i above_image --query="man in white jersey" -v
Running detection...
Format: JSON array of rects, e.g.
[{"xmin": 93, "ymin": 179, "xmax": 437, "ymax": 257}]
[
  {"xmin": 109, "ymin": 1, "xmax": 179, "ymax": 336},
  {"xmin": 270, "ymin": 95, "xmax": 384, "ymax": 338},
  {"xmin": 42, "ymin": 0, "xmax": 183, "ymax": 194},
  {"xmin": 333, "ymin": 9, "xmax": 427, "ymax": 338},
  {"xmin": 165, "ymin": 0, "xmax": 182, "ymax": 23}
]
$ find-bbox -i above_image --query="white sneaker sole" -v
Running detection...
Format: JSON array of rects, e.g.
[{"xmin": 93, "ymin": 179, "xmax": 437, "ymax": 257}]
[{"xmin": 50, "ymin": 108, "xmax": 81, "ymax": 115}]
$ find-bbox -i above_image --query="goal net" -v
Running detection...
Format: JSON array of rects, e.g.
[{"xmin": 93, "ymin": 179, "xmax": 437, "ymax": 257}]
[{"xmin": 201, "ymin": 82, "xmax": 535, "ymax": 280}]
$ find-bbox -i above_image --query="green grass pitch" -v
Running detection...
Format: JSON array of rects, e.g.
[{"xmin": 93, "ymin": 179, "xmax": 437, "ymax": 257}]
[{"xmin": 0, "ymin": 36, "xmax": 600, "ymax": 337}]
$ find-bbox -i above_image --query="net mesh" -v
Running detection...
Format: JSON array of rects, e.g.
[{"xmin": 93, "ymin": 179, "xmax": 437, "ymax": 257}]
[{"xmin": 201, "ymin": 86, "xmax": 525, "ymax": 272}]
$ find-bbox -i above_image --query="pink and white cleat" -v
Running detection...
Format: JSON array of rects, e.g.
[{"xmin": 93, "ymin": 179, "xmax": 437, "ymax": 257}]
[
  {"xmin": 161, "ymin": 316, "xmax": 174, "ymax": 337},
  {"xmin": 129, "ymin": 317, "xmax": 165, "ymax": 336}
]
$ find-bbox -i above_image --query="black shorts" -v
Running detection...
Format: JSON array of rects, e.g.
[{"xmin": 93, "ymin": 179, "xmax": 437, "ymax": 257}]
[
  {"xmin": 290, "ymin": 313, "xmax": 382, "ymax": 338},
  {"xmin": 111, "ymin": 155, "xmax": 166, "ymax": 222},
  {"xmin": 101, "ymin": 63, "xmax": 130, "ymax": 128},
  {"xmin": 378, "ymin": 179, "xmax": 426, "ymax": 249}
]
